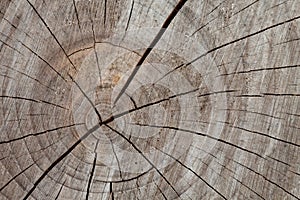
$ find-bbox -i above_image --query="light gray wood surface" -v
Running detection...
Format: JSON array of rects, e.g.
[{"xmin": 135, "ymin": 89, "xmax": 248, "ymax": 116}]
[{"xmin": 0, "ymin": 0, "xmax": 299, "ymax": 199}]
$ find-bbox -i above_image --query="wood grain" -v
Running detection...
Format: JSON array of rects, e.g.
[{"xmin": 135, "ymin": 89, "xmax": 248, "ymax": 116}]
[{"xmin": 0, "ymin": 0, "xmax": 299, "ymax": 199}]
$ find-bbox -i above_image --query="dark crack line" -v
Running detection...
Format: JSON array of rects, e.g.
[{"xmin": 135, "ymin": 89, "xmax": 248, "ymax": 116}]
[
  {"xmin": 1, "ymin": 64, "xmax": 56, "ymax": 92},
  {"xmin": 0, "ymin": 73, "xmax": 14, "ymax": 80},
  {"xmin": 155, "ymin": 148, "xmax": 227, "ymax": 199},
  {"xmin": 0, "ymin": 14, "xmax": 33, "ymax": 40},
  {"xmin": 125, "ymin": 0, "xmax": 134, "ymax": 31},
  {"xmin": 67, "ymin": 46, "xmax": 93, "ymax": 57},
  {"xmin": 0, "ymin": 163, "xmax": 35, "ymax": 192},
  {"xmin": 153, "ymin": 62, "xmax": 186, "ymax": 83},
  {"xmin": 54, "ymin": 179, "xmax": 66, "ymax": 200},
  {"xmin": 266, "ymin": 1, "xmax": 289, "ymax": 11},
  {"xmin": 104, "ymin": 0, "xmax": 107, "ymax": 25},
  {"xmin": 5, "ymin": 116, "xmax": 57, "ymax": 123},
  {"xmin": 0, "ymin": 95, "xmax": 68, "ymax": 110},
  {"xmin": 163, "ymin": 15, "xmax": 300, "ymax": 77},
  {"xmin": 25, "ymin": 0, "xmax": 77, "ymax": 71},
  {"xmin": 132, "ymin": 123, "xmax": 266, "ymax": 159},
  {"xmin": 190, "ymin": 0, "xmax": 228, "ymax": 36},
  {"xmin": 154, "ymin": 181, "xmax": 167, "ymax": 200},
  {"xmin": 109, "ymin": 139, "xmax": 123, "ymax": 180},
  {"xmin": 276, "ymin": 37, "xmax": 300, "ymax": 45},
  {"xmin": 196, "ymin": 145, "xmax": 296, "ymax": 197},
  {"xmin": 0, "ymin": 123, "xmax": 83, "ymax": 144},
  {"xmin": 135, "ymin": 180, "xmax": 141, "ymax": 199},
  {"xmin": 111, "ymin": 87, "xmax": 200, "ymax": 120},
  {"xmin": 228, "ymin": 154, "xmax": 300, "ymax": 199},
  {"xmin": 67, "ymin": 74, "xmax": 103, "ymax": 122},
  {"xmin": 137, "ymin": 123, "xmax": 299, "ymax": 179},
  {"xmin": 292, "ymin": 171, "xmax": 300, "ymax": 177},
  {"xmin": 262, "ymin": 93, "xmax": 300, "ymax": 97},
  {"xmin": 191, "ymin": 16, "xmax": 217, "ymax": 36},
  {"xmin": 235, "ymin": 94, "xmax": 263, "ymax": 98},
  {"xmin": 194, "ymin": 142, "xmax": 300, "ymax": 180},
  {"xmin": 93, "ymin": 47, "xmax": 103, "ymax": 85},
  {"xmin": 0, "ymin": 38, "xmax": 24, "ymax": 55},
  {"xmin": 191, "ymin": 146, "xmax": 265, "ymax": 200},
  {"xmin": 56, "ymin": 155, "xmax": 83, "ymax": 192},
  {"xmin": 95, "ymin": 41, "xmax": 170, "ymax": 88},
  {"xmin": 221, "ymin": 122, "xmax": 300, "ymax": 148},
  {"xmin": 91, "ymin": 19, "xmax": 103, "ymax": 85},
  {"xmin": 72, "ymin": 0, "xmax": 81, "ymax": 30},
  {"xmin": 286, "ymin": 112, "xmax": 300, "ymax": 117},
  {"xmin": 110, "ymin": 182, "xmax": 114, "ymax": 200},
  {"xmin": 106, "ymin": 89, "xmax": 237, "ymax": 125},
  {"xmin": 22, "ymin": 124, "xmax": 100, "ymax": 200},
  {"xmin": 2, "ymin": 134, "xmax": 69, "ymax": 162},
  {"xmin": 37, "ymin": 99, "xmax": 68, "ymax": 110},
  {"xmin": 266, "ymin": 155, "xmax": 290, "ymax": 167},
  {"xmin": 113, "ymin": 0, "xmax": 188, "ymax": 105},
  {"xmin": 206, "ymin": 0, "xmax": 226, "ymax": 16},
  {"xmin": 219, "ymin": 108, "xmax": 283, "ymax": 120},
  {"xmin": 237, "ymin": 93, "xmax": 300, "ymax": 97},
  {"xmin": 16, "ymin": 39, "xmax": 67, "ymax": 82},
  {"xmin": 231, "ymin": 0, "xmax": 259, "ymax": 17},
  {"xmin": 24, "ymin": 113, "xmax": 48, "ymax": 116},
  {"xmin": 204, "ymin": 14, "xmax": 300, "ymax": 53},
  {"xmin": 197, "ymin": 90, "xmax": 237, "ymax": 97},
  {"xmin": 86, "ymin": 144, "xmax": 98, "ymax": 200},
  {"xmin": 126, "ymin": 93, "xmax": 138, "ymax": 109},
  {"xmin": 96, "ymin": 41, "xmax": 141, "ymax": 56},
  {"xmin": 199, "ymin": 146, "xmax": 300, "ymax": 198},
  {"xmin": 192, "ymin": 140, "xmax": 299, "ymax": 180},
  {"xmin": 94, "ymin": 167, "xmax": 153, "ymax": 183},
  {"xmin": 65, "ymin": 17, "xmax": 104, "ymax": 124},
  {"xmin": 105, "ymin": 124, "xmax": 181, "ymax": 198},
  {"xmin": 220, "ymin": 64, "xmax": 300, "ymax": 76},
  {"xmin": 160, "ymin": 148, "xmax": 218, "ymax": 199}
]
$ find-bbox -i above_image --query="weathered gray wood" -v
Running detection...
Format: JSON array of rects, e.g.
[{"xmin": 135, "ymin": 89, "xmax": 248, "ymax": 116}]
[{"xmin": 0, "ymin": 0, "xmax": 299, "ymax": 199}]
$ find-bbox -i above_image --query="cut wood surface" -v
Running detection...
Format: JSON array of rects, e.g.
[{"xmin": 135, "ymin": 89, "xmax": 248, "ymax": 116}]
[{"xmin": 0, "ymin": 0, "xmax": 299, "ymax": 199}]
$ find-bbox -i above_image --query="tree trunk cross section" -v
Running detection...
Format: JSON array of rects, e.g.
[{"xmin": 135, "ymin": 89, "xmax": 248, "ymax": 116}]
[{"xmin": 0, "ymin": 0, "xmax": 299, "ymax": 199}]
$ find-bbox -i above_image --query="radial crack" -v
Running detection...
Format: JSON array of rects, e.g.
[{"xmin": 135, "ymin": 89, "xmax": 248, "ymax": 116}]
[
  {"xmin": 22, "ymin": 124, "xmax": 100, "ymax": 199},
  {"xmin": 220, "ymin": 64, "xmax": 300, "ymax": 76},
  {"xmin": 110, "ymin": 89, "xmax": 238, "ymax": 123},
  {"xmin": 72, "ymin": 0, "xmax": 81, "ymax": 30},
  {"xmin": 125, "ymin": 0, "xmax": 134, "ymax": 31},
  {"xmin": 190, "ymin": 146, "xmax": 266, "ymax": 199},
  {"xmin": 220, "ymin": 121, "xmax": 300, "ymax": 148},
  {"xmin": 0, "ymin": 123, "xmax": 84, "ymax": 144},
  {"xmin": 163, "ymin": 15, "xmax": 300, "ymax": 77},
  {"xmin": 105, "ymin": 124, "xmax": 181, "ymax": 198},
  {"xmin": 132, "ymin": 123, "xmax": 266, "ymax": 159},
  {"xmin": 54, "ymin": 180, "xmax": 66, "ymax": 200},
  {"xmin": 67, "ymin": 74, "xmax": 103, "ymax": 122},
  {"xmin": 154, "ymin": 181, "xmax": 167, "ymax": 200},
  {"xmin": 1, "ymin": 64, "xmax": 56, "ymax": 92},
  {"xmin": 109, "ymin": 139, "xmax": 123, "ymax": 180},
  {"xmin": 0, "ymin": 38, "xmax": 24, "ymax": 55},
  {"xmin": 110, "ymin": 182, "xmax": 114, "ymax": 200},
  {"xmin": 25, "ymin": 0, "xmax": 77, "ymax": 71},
  {"xmin": 155, "ymin": 148, "xmax": 227, "ymax": 199},
  {"xmin": 0, "ymin": 95, "xmax": 68, "ymax": 110},
  {"xmin": 86, "ymin": 146, "xmax": 98, "ymax": 200},
  {"xmin": 113, "ymin": 0, "xmax": 188, "ymax": 105},
  {"xmin": 90, "ymin": 18, "xmax": 103, "ymax": 85},
  {"xmin": 0, "ymin": 163, "xmax": 35, "ymax": 192}
]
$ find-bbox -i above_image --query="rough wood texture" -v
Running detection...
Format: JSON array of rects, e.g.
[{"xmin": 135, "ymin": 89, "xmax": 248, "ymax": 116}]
[{"xmin": 0, "ymin": 0, "xmax": 299, "ymax": 199}]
